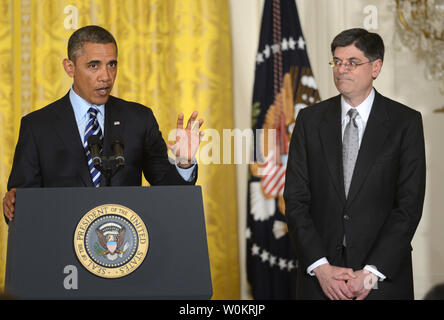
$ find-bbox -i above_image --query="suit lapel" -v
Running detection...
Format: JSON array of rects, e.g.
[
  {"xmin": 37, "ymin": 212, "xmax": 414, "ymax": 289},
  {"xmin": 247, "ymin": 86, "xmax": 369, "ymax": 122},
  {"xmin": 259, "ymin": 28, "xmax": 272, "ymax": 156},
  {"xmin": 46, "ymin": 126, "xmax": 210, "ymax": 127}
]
[
  {"xmin": 53, "ymin": 93, "xmax": 93, "ymax": 187},
  {"xmin": 104, "ymin": 96, "xmax": 126, "ymax": 155},
  {"xmin": 103, "ymin": 97, "xmax": 126, "ymax": 185},
  {"xmin": 319, "ymin": 95, "xmax": 346, "ymax": 204},
  {"xmin": 346, "ymin": 91, "xmax": 390, "ymax": 207}
]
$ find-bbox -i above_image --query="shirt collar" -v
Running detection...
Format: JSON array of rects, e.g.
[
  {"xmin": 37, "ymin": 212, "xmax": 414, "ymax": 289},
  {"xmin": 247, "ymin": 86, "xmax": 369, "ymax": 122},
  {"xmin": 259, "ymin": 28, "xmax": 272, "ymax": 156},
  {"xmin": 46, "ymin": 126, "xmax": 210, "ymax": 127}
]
[
  {"xmin": 69, "ymin": 86, "xmax": 105, "ymax": 120},
  {"xmin": 341, "ymin": 88, "xmax": 375, "ymax": 123}
]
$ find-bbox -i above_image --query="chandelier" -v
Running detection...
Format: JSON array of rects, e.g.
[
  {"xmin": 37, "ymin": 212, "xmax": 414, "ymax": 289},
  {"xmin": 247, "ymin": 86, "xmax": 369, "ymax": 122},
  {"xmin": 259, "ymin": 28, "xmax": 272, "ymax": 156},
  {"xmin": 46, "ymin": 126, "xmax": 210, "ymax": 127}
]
[{"xmin": 394, "ymin": 0, "xmax": 444, "ymax": 111}]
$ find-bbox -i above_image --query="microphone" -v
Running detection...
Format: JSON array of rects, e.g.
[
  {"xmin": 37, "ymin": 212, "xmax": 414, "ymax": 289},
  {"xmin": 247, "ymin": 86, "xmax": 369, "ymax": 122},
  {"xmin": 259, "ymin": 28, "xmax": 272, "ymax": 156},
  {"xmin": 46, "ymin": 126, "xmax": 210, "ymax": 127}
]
[
  {"xmin": 111, "ymin": 134, "xmax": 125, "ymax": 167},
  {"xmin": 87, "ymin": 135, "xmax": 103, "ymax": 169}
]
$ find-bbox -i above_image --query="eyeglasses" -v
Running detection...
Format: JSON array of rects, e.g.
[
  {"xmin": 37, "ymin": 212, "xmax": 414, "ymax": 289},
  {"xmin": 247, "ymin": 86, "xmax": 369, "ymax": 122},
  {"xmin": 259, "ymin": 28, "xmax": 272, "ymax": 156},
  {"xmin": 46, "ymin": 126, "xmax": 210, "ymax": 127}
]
[{"xmin": 328, "ymin": 59, "xmax": 374, "ymax": 71}]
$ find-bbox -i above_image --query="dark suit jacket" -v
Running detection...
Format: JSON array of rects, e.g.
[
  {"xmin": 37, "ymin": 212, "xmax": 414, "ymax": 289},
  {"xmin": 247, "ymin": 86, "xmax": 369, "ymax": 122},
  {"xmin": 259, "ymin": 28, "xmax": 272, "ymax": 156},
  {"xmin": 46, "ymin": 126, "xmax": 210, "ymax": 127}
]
[
  {"xmin": 8, "ymin": 92, "xmax": 196, "ymax": 189},
  {"xmin": 283, "ymin": 90, "xmax": 426, "ymax": 299}
]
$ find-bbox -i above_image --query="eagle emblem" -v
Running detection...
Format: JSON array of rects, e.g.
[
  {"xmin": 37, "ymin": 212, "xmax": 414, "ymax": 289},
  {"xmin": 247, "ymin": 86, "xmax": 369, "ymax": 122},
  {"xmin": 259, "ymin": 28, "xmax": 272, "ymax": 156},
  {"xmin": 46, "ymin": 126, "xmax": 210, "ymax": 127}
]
[
  {"xmin": 250, "ymin": 69, "xmax": 320, "ymax": 238},
  {"xmin": 95, "ymin": 222, "xmax": 127, "ymax": 260},
  {"xmin": 74, "ymin": 205, "xmax": 149, "ymax": 278}
]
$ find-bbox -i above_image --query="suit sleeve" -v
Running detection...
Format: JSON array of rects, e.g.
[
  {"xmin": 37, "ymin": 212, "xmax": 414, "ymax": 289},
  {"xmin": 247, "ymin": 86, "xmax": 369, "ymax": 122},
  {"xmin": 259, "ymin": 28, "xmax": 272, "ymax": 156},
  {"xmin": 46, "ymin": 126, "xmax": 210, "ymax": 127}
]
[
  {"xmin": 284, "ymin": 109, "xmax": 328, "ymax": 270},
  {"xmin": 364, "ymin": 111, "xmax": 426, "ymax": 280},
  {"xmin": 7, "ymin": 116, "xmax": 43, "ymax": 189},
  {"xmin": 141, "ymin": 109, "xmax": 197, "ymax": 186}
]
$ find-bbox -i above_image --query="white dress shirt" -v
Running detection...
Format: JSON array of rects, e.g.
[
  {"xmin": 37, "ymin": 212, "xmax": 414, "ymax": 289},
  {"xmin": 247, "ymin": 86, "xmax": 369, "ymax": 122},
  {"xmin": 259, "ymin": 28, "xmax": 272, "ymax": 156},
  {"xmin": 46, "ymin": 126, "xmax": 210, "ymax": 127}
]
[
  {"xmin": 69, "ymin": 88, "xmax": 195, "ymax": 181},
  {"xmin": 306, "ymin": 89, "xmax": 386, "ymax": 281}
]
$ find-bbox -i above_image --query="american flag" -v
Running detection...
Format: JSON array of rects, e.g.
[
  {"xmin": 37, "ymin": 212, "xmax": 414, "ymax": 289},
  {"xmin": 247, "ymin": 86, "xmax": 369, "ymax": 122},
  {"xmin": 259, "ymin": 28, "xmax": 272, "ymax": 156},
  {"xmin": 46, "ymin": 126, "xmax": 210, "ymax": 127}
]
[{"xmin": 247, "ymin": 0, "xmax": 321, "ymax": 299}]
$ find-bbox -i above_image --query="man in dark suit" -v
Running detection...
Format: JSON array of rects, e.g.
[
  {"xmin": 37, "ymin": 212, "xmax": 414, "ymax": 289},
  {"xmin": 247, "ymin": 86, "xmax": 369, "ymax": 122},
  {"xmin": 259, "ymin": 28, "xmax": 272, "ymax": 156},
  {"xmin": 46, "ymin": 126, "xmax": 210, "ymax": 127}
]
[
  {"xmin": 283, "ymin": 28, "xmax": 425, "ymax": 300},
  {"xmin": 3, "ymin": 25, "xmax": 203, "ymax": 222}
]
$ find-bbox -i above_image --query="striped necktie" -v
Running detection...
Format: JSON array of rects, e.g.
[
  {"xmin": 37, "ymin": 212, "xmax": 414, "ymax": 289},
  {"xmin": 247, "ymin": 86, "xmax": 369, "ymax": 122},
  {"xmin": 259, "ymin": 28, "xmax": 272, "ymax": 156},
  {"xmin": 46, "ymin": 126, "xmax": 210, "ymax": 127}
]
[{"xmin": 84, "ymin": 106, "xmax": 103, "ymax": 187}]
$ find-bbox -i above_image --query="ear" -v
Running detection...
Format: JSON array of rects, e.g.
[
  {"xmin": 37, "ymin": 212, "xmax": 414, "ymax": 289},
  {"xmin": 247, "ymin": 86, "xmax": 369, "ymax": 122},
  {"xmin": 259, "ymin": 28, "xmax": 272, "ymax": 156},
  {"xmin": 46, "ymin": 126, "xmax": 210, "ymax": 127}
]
[
  {"xmin": 63, "ymin": 58, "xmax": 75, "ymax": 78},
  {"xmin": 371, "ymin": 59, "xmax": 383, "ymax": 80}
]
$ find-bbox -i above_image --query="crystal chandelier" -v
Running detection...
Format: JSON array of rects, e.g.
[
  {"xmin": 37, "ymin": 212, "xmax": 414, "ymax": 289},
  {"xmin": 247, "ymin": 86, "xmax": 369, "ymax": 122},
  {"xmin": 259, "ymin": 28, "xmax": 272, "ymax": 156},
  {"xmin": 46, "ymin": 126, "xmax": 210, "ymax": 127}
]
[{"xmin": 393, "ymin": 0, "xmax": 444, "ymax": 111}]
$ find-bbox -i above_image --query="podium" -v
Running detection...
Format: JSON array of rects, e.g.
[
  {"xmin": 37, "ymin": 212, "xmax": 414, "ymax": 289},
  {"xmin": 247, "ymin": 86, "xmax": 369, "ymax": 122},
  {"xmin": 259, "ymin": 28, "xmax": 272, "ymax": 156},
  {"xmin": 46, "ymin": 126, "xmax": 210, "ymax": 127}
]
[{"xmin": 4, "ymin": 186, "xmax": 212, "ymax": 299}]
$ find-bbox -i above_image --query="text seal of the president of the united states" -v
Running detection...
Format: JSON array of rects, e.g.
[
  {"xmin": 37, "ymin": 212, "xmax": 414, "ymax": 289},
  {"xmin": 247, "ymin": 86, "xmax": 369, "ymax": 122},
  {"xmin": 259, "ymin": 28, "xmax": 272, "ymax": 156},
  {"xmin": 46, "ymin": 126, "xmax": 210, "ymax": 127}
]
[{"xmin": 74, "ymin": 204, "xmax": 149, "ymax": 278}]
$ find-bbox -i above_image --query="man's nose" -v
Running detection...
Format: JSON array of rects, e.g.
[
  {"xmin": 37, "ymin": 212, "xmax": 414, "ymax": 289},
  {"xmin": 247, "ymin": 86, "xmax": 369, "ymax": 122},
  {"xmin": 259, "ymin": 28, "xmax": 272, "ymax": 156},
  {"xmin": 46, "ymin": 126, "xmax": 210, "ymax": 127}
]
[
  {"xmin": 98, "ymin": 66, "xmax": 111, "ymax": 82},
  {"xmin": 337, "ymin": 63, "xmax": 350, "ymax": 73}
]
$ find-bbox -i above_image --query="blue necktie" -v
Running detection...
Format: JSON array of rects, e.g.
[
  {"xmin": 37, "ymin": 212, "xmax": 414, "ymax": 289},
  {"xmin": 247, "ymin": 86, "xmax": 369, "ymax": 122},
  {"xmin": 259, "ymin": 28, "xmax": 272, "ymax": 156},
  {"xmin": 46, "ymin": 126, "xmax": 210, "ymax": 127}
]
[{"xmin": 84, "ymin": 106, "xmax": 103, "ymax": 187}]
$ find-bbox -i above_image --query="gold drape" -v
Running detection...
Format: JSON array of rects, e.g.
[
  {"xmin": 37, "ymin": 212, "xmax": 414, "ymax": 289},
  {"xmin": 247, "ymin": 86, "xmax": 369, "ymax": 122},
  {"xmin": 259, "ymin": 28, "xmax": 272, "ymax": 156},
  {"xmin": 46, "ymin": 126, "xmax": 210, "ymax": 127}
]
[{"xmin": 0, "ymin": 0, "xmax": 239, "ymax": 299}]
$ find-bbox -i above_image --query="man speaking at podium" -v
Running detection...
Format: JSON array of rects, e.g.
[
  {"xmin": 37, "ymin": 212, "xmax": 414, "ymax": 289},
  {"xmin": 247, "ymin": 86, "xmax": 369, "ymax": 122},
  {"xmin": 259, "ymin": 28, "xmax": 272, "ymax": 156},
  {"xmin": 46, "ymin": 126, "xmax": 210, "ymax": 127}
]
[{"xmin": 3, "ymin": 25, "xmax": 203, "ymax": 222}]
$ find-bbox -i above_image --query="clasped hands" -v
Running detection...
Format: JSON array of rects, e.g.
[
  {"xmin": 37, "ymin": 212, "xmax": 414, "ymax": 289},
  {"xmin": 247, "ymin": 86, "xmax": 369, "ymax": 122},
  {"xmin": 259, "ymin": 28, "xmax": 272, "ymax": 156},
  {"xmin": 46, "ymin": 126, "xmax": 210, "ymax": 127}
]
[{"xmin": 314, "ymin": 264, "xmax": 378, "ymax": 300}]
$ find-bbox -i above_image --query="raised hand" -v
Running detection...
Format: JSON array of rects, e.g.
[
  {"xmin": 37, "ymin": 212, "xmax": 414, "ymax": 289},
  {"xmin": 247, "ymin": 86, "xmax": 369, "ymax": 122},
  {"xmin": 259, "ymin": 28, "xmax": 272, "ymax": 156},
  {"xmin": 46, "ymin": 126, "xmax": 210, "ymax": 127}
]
[{"xmin": 168, "ymin": 111, "xmax": 204, "ymax": 168}]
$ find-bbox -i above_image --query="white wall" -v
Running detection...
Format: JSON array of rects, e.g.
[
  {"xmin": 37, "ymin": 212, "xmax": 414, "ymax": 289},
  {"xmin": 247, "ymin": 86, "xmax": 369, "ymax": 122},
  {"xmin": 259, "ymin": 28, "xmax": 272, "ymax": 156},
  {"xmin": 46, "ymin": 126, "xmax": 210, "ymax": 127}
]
[
  {"xmin": 229, "ymin": 0, "xmax": 263, "ymax": 300},
  {"xmin": 230, "ymin": 0, "xmax": 444, "ymax": 299}
]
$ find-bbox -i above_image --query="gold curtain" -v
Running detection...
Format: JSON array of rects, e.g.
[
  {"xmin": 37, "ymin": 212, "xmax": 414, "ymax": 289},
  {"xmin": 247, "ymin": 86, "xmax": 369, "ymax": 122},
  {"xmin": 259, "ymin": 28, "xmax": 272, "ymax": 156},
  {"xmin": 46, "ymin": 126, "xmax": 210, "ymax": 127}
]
[{"xmin": 0, "ymin": 0, "xmax": 239, "ymax": 299}]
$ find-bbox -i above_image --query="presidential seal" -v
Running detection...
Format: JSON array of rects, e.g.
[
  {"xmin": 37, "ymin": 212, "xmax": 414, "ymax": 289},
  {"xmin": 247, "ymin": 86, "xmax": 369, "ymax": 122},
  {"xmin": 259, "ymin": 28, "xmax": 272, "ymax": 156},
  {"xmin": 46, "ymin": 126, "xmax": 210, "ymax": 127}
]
[{"xmin": 74, "ymin": 204, "xmax": 149, "ymax": 278}]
